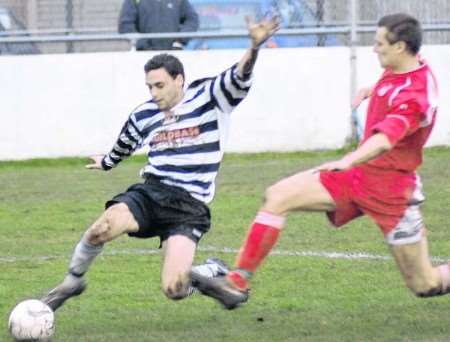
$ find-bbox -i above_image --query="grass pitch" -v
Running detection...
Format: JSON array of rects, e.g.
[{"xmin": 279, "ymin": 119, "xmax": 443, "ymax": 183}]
[{"xmin": 1, "ymin": 148, "xmax": 450, "ymax": 341}]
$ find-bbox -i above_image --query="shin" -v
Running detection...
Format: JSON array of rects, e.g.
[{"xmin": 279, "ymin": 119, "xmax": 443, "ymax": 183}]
[
  {"xmin": 391, "ymin": 237, "xmax": 448, "ymax": 297},
  {"xmin": 161, "ymin": 235, "xmax": 196, "ymax": 300}
]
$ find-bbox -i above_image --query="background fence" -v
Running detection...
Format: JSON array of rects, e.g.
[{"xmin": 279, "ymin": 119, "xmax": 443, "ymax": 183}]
[{"xmin": 1, "ymin": 0, "xmax": 450, "ymax": 55}]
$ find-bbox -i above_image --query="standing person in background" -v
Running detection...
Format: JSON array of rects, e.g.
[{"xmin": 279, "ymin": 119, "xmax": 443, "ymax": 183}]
[{"xmin": 118, "ymin": 0, "xmax": 199, "ymax": 51}]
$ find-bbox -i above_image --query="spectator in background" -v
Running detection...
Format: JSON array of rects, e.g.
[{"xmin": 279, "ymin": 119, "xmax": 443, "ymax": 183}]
[{"xmin": 118, "ymin": 0, "xmax": 199, "ymax": 51}]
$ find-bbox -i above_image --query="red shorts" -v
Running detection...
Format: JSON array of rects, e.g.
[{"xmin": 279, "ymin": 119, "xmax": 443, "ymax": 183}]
[{"xmin": 319, "ymin": 165, "xmax": 424, "ymax": 245}]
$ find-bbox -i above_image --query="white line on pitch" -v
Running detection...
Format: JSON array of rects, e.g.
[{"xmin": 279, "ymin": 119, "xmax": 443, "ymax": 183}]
[{"xmin": 1, "ymin": 245, "xmax": 449, "ymax": 264}]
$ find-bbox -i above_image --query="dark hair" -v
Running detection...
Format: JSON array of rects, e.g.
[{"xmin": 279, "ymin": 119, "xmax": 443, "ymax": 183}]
[
  {"xmin": 378, "ymin": 13, "xmax": 422, "ymax": 54},
  {"xmin": 144, "ymin": 53, "xmax": 185, "ymax": 80}
]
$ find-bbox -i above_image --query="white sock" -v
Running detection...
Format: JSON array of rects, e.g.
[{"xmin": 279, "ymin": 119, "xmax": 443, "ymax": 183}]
[{"xmin": 68, "ymin": 236, "xmax": 103, "ymax": 277}]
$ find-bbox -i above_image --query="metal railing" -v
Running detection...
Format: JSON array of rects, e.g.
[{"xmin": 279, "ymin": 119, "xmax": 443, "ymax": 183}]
[
  {"xmin": 1, "ymin": 23, "xmax": 449, "ymax": 50},
  {"xmin": 0, "ymin": 27, "xmax": 349, "ymax": 52}
]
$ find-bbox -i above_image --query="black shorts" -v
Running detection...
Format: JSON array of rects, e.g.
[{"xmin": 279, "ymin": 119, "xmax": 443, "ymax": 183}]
[{"xmin": 105, "ymin": 175, "xmax": 211, "ymax": 244}]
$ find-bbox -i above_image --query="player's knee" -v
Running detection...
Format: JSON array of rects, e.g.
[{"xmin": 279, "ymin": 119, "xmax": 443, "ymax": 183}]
[
  {"xmin": 163, "ymin": 283, "xmax": 189, "ymax": 300},
  {"xmin": 86, "ymin": 221, "xmax": 109, "ymax": 245},
  {"xmin": 161, "ymin": 274, "xmax": 190, "ymax": 301},
  {"xmin": 263, "ymin": 184, "xmax": 288, "ymax": 214},
  {"xmin": 86, "ymin": 206, "xmax": 121, "ymax": 244}
]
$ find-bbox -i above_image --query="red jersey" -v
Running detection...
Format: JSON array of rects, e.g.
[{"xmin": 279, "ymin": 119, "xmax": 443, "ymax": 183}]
[{"xmin": 362, "ymin": 60, "xmax": 438, "ymax": 172}]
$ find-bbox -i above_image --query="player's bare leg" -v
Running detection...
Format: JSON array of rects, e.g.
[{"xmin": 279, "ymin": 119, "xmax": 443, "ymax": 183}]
[
  {"xmin": 192, "ymin": 170, "xmax": 336, "ymax": 309},
  {"xmin": 161, "ymin": 235, "xmax": 197, "ymax": 300},
  {"xmin": 160, "ymin": 235, "xmax": 229, "ymax": 299},
  {"xmin": 42, "ymin": 203, "xmax": 139, "ymax": 311},
  {"xmin": 390, "ymin": 234, "xmax": 450, "ymax": 297}
]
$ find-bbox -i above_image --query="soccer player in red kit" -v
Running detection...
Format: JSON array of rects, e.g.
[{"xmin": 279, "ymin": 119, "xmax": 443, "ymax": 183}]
[{"xmin": 191, "ymin": 13, "xmax": 448, "ymax": 309}]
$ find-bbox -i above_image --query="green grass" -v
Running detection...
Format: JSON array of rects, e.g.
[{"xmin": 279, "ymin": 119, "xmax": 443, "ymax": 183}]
[{"xmin": 1, "ymin": 147, "xmax": 450, "ymax": 341}]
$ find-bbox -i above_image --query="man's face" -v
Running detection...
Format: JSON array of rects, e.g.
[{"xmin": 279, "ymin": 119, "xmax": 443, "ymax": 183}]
[
  {"xmin": 146, "ymin": 67, "xmax": 184, "ymax": 111},
  {"xmin": 373, "ymin": 27, "xmax": 404, "ymax": 69}
]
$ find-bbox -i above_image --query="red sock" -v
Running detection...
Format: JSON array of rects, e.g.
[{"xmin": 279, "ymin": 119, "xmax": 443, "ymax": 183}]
[{"xmin": 227, "ymin": 211, "xmax": 285, "ymax": 290}]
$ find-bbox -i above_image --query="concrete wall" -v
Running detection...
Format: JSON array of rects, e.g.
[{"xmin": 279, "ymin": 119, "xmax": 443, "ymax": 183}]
[{"xmin": 0, "ymin": 46, "xmax": 449, "ymax": 160}]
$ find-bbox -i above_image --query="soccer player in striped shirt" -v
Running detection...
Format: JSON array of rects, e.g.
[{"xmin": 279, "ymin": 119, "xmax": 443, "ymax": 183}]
[
  {"xmin": 41, "ymin": 16, "xmax": 280, "ymax": 311},
  {"xmin": 192, "ymin": 13, "xmax": 449, "ymax": 309}
]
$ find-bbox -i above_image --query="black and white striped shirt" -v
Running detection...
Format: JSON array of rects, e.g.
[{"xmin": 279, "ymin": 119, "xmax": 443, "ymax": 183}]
[{"xmin": 102, "ymin": 63, "xmax": 252, "ymax": 203}]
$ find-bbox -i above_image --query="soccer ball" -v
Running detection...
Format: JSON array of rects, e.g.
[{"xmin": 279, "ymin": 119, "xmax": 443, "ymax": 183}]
[{"xmin": 8, "ymin": 299, "xmax": 55, "ymax": 341}]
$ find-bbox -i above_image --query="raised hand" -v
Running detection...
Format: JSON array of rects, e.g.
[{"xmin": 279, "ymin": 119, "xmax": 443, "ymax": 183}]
[{"xmin": 246, "ymin": 15, "xmax": 281, "ymax": 49}]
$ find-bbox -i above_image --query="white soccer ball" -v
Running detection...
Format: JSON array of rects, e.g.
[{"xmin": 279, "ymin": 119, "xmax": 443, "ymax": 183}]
[{"xmin": 8, "ymin": 299, "xmax": 55, "ymax": 341}]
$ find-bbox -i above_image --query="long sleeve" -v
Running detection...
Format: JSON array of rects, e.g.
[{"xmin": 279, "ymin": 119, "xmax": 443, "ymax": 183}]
[
  {"xmin": 209, "ymin": 64, "xmax": 253, "ymax": 114},
  {"xmin": 102, "ymin": 117, "xmax": 144, "ymax": 170},
  {"xmin": 118, "ymin": 0, "xmax": 139, "ymax": 33}
]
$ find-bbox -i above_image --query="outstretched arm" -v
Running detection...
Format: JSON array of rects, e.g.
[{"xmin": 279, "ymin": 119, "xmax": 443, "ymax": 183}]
[
  {"xmin": 207, "ymin": 16, "xmax": 279, "ymax": 114},
  {"xmin": 316, "ymin": 133, "xmax": 392, "ymax": 172},
  {"xmin": 236, "ymin": 16, "xmax": 280, "ymax": 79},
  {"xmin": 86, "ymin": 117, "xmax": 143, "ymax": 171}
]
